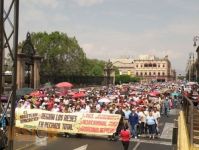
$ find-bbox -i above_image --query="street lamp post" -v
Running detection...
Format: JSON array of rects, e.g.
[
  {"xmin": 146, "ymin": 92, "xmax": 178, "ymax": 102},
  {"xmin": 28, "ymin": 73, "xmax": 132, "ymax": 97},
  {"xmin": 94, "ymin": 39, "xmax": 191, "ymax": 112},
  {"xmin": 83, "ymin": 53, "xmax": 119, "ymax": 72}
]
[
  {"xmin": 193, "ymin": 36, "xmax": 199, "ymax": 82},
  {"xmin": 104, "ymin": 60, "xmax": 114, "ymax": 87},
  {"xmin": 22, "ymin": 32, "xmax": 35, "ymax": 88}
]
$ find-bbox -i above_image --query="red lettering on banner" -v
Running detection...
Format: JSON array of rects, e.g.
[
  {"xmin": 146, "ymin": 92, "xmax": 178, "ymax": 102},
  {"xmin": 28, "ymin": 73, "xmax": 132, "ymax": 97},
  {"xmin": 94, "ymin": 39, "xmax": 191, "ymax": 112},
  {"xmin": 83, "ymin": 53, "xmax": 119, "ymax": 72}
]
[
  {"xmin": 99, "ymin": 128, "xmax": 115, "ymax": 133},
  {"xmin": 83, "ymin": 114, "xmax": 94, "ymax": 118},
  {"xmin": 79, "ymin": 126, "xmax": 115, "ymax": 133},
  {"xmin": 94, "ymin": 114, "xmax": 119, "ymax": 120},
  {"xmin": 81, "ymin": 120, "xmax": 106, "ymax": 126},
  {"xmin": 79, "ymin": 126, "xmax": 100, "ymax": 133},
  {"xmin": 108, "ymin": 121, "xmax": 118, "ymax": 127}
]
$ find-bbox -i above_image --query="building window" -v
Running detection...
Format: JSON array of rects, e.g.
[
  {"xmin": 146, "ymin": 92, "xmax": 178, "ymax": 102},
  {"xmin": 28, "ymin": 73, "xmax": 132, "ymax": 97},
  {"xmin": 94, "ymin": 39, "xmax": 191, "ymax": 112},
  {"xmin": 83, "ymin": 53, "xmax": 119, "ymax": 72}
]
[
  {"xmin": 158, "ymin": 72, "xmax": 160, "ymax": 76},
  {"xmin": 140, "ymin": 72, "xmax": 143, "ymax": 76},
  {"xmin": 141, "ymin": 65, "xmax": 143, "ymax": 68},
  {"xmin": 136, "ymin": 72, "xmax": 138, "ymax": 76},
  {"xmin": 144, "ymin": 64, "xmax": 148, "ymax": 67},
  {"xmin": 145, "ymin": 72, "xmax": 147, "ymax": 76},
  {"xmin": 163, "ymin": 64, "xmax": 165, "ymax": 67},
  {"xmin": 158, "ymin": 64, "xmax": 160, "ymax": 67},
  {"xmin": 149, "ymin": 72, "xmax": 151, "ymax": 76},
  {"xmin": 153, "ymin": 63, "xmax": 157, "ymax": 67},
  {"xmin": 153, "ymin": 72, "xmax": 156, "ymax": 75},
  {"xmin": 162, "ymin": 72, "xmax": 165, "ymax": 76},
  {"xmin": 149, "ymin": 63, "xmax": 152, "ymax": 67},
  {"xmin": 136, "ymin": 65, "xmax": 138, "ymax": 68}
]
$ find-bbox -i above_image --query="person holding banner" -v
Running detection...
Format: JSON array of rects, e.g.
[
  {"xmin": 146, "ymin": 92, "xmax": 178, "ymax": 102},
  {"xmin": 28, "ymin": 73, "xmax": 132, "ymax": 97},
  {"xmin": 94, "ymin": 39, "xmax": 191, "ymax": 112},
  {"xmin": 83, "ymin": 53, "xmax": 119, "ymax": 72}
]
[
  {"xmin": 120, "ymin": 123, "xmax": 130, "ymax": 150},
  {"xmin": 115, "ymin": 106, "xmax": 125, "ymax": 136}
]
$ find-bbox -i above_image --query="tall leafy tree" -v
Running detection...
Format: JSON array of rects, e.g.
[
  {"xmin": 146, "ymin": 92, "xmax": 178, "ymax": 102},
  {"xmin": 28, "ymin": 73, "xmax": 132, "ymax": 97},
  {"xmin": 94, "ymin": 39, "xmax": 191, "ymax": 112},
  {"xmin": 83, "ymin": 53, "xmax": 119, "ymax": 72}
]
[{"xmin": 19, "ymin": 32, "xmax": 86, "ymax": 79}]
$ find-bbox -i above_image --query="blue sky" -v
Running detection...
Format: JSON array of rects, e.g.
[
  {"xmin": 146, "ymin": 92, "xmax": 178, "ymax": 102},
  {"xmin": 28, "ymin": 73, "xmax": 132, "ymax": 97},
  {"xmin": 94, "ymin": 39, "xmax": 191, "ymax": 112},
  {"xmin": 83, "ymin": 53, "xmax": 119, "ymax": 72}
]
[{"xmin": 18, "ymin": 0, "xmax": 199, "ymax": 74}]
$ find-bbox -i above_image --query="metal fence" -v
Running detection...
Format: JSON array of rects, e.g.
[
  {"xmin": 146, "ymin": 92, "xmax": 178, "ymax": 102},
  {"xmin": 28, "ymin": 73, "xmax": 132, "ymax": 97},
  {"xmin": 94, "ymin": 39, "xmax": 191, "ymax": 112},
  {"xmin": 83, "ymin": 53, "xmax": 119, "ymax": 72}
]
[
  {"xmin": 182, "ymin": 95, "xmax": 194, "ymax": 145},
  {"xmin": 40, "ymin": 75, "xmax": 114, "ymax": 87}
]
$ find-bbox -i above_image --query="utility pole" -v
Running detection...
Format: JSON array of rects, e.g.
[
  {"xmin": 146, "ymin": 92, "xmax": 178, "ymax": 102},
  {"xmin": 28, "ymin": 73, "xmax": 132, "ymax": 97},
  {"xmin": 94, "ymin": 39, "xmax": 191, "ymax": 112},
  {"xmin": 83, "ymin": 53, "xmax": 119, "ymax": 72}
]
[
  {"xmin": 8, "ymin": 0, "xmax": 19, "ymax": 149},
  {"xmin": 192, "ymin": 53, "xmax": 195, "ymax": 81},
  {"xmin": 189, "ymin": 54, "xmax": 191, "ymax": 81},
  {"xmin": 0, "ymin": 0, "xmax": 19, "ymax": 149},
  {"xmin": 193, "ymin": 36, "xmax": 199, "ymax": 82},
  {"xmin": 0, "ymin": 0, "xmax": 5, "ymax": 149}
]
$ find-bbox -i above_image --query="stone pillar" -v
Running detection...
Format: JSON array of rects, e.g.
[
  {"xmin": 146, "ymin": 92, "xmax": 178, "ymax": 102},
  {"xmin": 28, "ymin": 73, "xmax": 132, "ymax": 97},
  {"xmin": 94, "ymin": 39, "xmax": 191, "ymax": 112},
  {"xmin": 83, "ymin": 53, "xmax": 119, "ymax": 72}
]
[
  {"xmin": 17, "ymin": 53, "xmax": 25, "ymax": 89},
  {"xmin": 33, "ymin": 55, "xmax": 42, "ymax": 89},
  {"xmin": 110, "ymin": 70, "xmax": 115, "ymax": 85}
]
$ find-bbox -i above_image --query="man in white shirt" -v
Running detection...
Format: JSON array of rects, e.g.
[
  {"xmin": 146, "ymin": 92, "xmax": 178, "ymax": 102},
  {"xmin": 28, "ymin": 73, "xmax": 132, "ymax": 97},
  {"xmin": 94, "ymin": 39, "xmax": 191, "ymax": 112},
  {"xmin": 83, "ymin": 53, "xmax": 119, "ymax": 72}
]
[
  {"xmin": 51, "ymin": 104, "xmax": 60, "ymax": 112},
  {"xmin": 123, "ymin": 105, "xmax": 131, "ymax": 125},
  {"xmin": 152, "ymin": 107, "xmax": 161, "ymax": 135},
  {"xmin": 101, "ymin": 106, "xmax": 110, "ymax": 114}
]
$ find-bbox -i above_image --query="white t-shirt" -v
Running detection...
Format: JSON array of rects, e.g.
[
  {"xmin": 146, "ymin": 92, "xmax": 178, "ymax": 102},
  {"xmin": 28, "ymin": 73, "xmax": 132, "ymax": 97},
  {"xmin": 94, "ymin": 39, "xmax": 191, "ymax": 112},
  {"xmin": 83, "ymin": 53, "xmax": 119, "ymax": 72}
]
[
  {"xmin": 101, "ymin": 110, "xmax": 110, "ymax": 114},
  {"xmin": 138, "ymin": 111, "xmax": 146, "ymax": 123},
  {"xmin": 153, "ymin": 111, "xmax": 160, "ymax": 124}
]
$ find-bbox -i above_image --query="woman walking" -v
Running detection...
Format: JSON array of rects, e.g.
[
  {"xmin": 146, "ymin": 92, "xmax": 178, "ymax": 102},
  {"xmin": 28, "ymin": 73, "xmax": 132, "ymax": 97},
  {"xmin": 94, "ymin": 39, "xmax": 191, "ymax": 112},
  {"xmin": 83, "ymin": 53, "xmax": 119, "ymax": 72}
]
[
  {"xmin": 120, "ymin": 124, "xmax": 131, "ymax": 150},
  {"xmin": 146, "ymin": 111, "xmax": 156, "ymax": 139}
]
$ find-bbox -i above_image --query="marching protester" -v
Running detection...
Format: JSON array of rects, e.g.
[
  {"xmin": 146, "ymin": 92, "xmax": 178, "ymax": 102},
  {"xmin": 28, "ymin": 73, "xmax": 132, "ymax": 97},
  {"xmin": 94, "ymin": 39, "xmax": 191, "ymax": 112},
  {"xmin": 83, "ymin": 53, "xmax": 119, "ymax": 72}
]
[
  {"xmin": 120, "ymin": 123, "xmax": 131, "ymax": 150},
  {"xmin": 163, "ymin": 97, "xmax": 170, "ymax": 117},
  {"xmin": 152, "ymin": 107, "xmax": 161, "ymax": 136},
  {"xmin": 146, "ymin": 111, "xmax": 156, "ymax": 139},
  {"xmin": 128, "ymin": 108, "xmax": 139, "ymax": 139},
  {"xmin": 115, "ymin": 106, "xmax": 125, "ymax": 136},
  {"xmin": 138, "ymin": 107, "xmax": 147, "ymax": 137},
  {"xmin": 15, "ymin": 81, "xmax": 188, "ymax": 143}
]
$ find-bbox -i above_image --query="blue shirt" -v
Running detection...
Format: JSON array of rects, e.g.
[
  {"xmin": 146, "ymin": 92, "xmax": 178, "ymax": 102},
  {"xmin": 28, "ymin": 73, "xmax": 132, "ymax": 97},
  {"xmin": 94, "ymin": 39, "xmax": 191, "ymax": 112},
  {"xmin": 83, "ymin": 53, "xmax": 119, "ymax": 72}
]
[
  {"xmin": 146, "ymin": 116, "xmax": 156, "ymax": 125},
  {"xmin": 128, "ymin": 113, "xmax": 139, "ymax": 126}
]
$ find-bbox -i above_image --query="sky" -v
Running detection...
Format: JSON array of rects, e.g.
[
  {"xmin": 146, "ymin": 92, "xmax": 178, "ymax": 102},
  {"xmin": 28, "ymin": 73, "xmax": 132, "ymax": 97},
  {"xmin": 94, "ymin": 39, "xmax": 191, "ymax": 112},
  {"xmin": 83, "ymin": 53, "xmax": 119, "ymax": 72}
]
[{"xmin": 15, "ymin": 0, "xmax": 199, "ymax": 74}]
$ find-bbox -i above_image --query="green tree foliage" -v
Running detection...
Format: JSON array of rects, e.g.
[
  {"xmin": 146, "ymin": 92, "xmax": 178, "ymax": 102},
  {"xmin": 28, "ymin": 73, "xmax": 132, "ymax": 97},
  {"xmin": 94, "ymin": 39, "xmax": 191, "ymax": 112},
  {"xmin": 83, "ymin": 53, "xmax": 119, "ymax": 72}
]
[
  {"xmin": 19, "ymin": 32, "xmax": 86, "ymax": 78},
  {"xmin": 115, "ymin": 75, "xmax": 140, "ymax": 84},
  {"xmin": 83, "ymin": 59, "xmax": 105, "ymax": 76},
  {"xmin": 19, "ymin": 32, "xmax": 106, "ymax": 79}
]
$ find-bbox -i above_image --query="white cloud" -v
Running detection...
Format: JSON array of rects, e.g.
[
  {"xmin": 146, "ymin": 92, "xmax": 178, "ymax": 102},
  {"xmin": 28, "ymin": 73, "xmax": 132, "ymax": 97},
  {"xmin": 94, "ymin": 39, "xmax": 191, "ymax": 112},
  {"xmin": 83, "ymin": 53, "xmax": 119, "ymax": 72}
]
[
  {"xmin": 73, "ymin": 0, "xmax": 104, "ymax": 7},
  {"xmin": 22, "ymin": 0, "xmax": 59, "ymax": 9}
]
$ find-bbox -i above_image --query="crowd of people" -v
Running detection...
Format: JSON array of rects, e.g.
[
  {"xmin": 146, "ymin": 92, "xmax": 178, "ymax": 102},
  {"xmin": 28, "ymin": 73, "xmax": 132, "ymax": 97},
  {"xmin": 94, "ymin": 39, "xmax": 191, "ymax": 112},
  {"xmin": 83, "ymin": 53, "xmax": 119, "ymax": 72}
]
[{"xmin": 16, "ymin": 81, "xmax": 186, "ymax": 141}]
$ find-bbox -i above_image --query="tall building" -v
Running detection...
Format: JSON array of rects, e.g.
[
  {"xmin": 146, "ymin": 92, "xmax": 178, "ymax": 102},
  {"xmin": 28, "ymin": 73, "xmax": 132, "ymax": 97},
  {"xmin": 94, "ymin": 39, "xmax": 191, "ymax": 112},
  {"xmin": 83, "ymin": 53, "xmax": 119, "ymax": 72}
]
[
  {"xmin": 111, "ymin": 55, "xmax": 176, "ymax": 82},
  {"xmin": 110, "ymin": 58, "xmax": 135, "ymax": 76}
]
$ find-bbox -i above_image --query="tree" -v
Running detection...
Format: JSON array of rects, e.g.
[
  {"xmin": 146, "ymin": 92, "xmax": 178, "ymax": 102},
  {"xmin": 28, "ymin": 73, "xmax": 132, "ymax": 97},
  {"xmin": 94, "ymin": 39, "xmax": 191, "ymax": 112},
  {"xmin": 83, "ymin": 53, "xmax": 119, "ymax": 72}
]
[
  {"xmin": 115, "ymin": 75, "xmax": 140, "ymax": 84},
  {"xmin": 82, "ymin": 59, "xmax": 105, "ymax": 76},
  {"xmin": 19, "ymin": 32, "xmax": 86, "ymax": 81}
]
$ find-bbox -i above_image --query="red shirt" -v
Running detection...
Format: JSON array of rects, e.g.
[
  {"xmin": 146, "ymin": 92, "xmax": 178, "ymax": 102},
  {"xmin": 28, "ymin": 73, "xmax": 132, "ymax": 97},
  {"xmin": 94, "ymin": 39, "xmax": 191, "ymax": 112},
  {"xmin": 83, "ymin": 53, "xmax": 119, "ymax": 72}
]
[
  {"xmin": 120, "ymin": 129, "xmax": 130, "ymax": 142},
  {"xmin": 47, "ymin": 100, "xmax": 54, "ymax": 111}
]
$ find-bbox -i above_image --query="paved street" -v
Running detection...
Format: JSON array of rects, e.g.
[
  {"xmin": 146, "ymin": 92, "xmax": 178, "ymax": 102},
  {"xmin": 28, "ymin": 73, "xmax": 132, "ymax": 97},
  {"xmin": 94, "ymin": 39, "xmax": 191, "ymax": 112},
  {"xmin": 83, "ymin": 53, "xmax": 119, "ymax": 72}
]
[{"xmin": 14, "ymin": 109, "xmax": 179, "ymax": 150}]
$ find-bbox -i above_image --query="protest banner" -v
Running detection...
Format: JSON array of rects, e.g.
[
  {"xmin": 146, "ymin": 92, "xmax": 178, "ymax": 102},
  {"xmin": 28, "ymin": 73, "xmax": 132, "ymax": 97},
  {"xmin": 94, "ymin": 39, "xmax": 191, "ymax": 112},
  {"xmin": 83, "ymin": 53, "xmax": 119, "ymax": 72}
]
[
  {"xmin": 16, "ymin": 108, "xmax": 81, "ymax": 133},
  {"xmin": 15, "ymin": 108, "xmax": 121, "ymax": 136},
  {"xmin": 79, "ymin": 113, "xmax": 121, "ymax": 135}
]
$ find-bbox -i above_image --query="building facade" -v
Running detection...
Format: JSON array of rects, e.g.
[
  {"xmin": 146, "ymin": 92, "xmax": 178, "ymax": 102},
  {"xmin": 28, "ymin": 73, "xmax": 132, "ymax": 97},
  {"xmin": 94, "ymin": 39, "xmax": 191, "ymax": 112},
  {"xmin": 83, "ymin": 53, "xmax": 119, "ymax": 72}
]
[
  {"xmin": 111, "ymin": 55, "xmax": 176, "ymax": 82},
  {"xmin": 110, "ymin": 58, "xmax": 135, "ymax": 76}
]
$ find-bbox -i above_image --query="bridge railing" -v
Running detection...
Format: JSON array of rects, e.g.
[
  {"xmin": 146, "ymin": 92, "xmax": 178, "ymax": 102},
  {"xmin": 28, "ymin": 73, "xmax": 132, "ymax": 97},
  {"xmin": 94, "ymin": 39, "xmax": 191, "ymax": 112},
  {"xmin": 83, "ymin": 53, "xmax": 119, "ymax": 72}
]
[{"xmin": 182, "ymin": 95, "xmax": 194, "ymax": 145}]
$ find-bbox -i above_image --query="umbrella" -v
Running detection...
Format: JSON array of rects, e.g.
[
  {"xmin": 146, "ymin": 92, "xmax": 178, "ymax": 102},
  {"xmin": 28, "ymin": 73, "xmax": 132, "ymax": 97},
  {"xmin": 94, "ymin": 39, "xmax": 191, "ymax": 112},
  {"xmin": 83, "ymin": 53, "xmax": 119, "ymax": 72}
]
[
  {"xmin": 149, "ymin": 91, "xmax": 160, "ymax": 97},
  {"xmin": 72, "ymin": 92, "xmax": 86, "ymax": 98},
  {"xmin": 171, "ymin": 92, "xmax": 181, "ymax": 97},
  {"xmin": 30, "ymin": 91, "xmax": 46, "ymax": 97},
  {"xmin": 55, "ymin": 82, "xmax": 73, "ymax": 88},
  {"xmin": 98, "ymin": 98, "xmax": 111, "ymax": 103}
]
